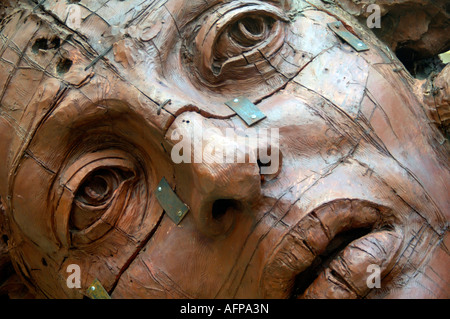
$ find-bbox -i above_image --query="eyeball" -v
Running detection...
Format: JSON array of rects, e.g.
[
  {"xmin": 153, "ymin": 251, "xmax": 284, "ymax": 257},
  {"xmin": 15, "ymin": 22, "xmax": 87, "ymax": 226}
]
[
  {"xmin": 210, "ymin": 13, "xmax": 281, "ymax": 76},
  {"xmin": 70, "ymin": 167, "xmax": 133, "ymax": 231},
  {"xmin": 53, "ymin": 150, "xmax": 137, "ymax": 247},
  {"xmin": 188, "ymin": 2, "xmax": 289, "ymax": 86}
]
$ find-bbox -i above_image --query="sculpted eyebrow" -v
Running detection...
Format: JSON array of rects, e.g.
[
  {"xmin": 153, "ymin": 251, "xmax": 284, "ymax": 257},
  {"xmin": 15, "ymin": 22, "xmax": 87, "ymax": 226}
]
[{"xmin": 166, "ymin": 0, "xmax": 285, "ymax": 29}]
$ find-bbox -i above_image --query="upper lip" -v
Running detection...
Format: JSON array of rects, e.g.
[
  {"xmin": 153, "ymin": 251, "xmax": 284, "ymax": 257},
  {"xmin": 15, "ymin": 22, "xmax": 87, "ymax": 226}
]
[{"xmin": 260, "ymin": 198, "xmax": 401, "ymax": 298}]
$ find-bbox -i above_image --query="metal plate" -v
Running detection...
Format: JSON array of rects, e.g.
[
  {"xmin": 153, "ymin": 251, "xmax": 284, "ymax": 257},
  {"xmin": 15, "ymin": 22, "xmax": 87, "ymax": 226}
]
[
  {"xmin": 155, "ymin": 177, "xmax": 189, "ymax": 225},
  {"xmin": 225, "ymin": 96, "xmax": 266, "ymax": 126},
  {"xmin": 86, "ymin": 278, "xmax": 111, "ymax": 299},
  {"xmin": 328, "ymin": 21, "xmax": 369, "ymax": 52}
]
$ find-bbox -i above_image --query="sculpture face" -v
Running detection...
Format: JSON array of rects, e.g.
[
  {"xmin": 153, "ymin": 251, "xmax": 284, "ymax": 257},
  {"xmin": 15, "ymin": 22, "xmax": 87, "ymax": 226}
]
[{"xmin": 0, "ymin": 0, "xmax": 448, "ymax": 298}]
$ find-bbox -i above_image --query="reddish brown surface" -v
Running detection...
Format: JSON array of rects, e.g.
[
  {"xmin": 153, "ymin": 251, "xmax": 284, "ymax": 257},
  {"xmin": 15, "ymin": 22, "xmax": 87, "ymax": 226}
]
[
  {"xmin": 0, "ymin": 0, "xmax": 449, "ymax": 299},
  {"xmin": 420, "ymin": 64, "xmax": 450, "ymax": 138},
  {"xmin": 337, "ymin": 0, "xmax": 450, "ymax": 59}
]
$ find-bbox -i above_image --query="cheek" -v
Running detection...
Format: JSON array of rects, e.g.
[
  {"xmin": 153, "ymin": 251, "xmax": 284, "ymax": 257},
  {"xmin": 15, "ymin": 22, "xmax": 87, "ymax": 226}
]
[
  {"xmin": 0, "ymin": 117, "xmax": 14, "ymax": 198},
  {"xmin": 256, "ymin": 93, "xmax": 356, "ymax": 196},
  {"xmin": 109, "ymin": 219, "xmax": 220, "ymax": 298},
  {"xmin": 12, "ymin": 157, "xmax": 57, "ymax": 251},
  {"xmin": 5, "ymin": 92, "xmax": 173, "ymax": 297},
  {"xmin": 8, "ymin": 157, "xmax": 76, "ymax": 298}
]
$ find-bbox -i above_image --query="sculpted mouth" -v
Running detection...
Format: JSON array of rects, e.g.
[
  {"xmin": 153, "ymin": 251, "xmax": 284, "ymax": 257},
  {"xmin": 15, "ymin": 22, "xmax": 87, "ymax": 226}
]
[{"xmin": 260, "ymin": 199, "xmax": 403, "ymax": 299}]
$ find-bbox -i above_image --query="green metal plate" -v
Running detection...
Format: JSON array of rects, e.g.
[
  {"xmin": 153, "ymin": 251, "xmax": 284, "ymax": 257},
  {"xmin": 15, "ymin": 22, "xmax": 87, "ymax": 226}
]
[
  {"xmin": 86, "ymin": 278, "xmax": 111, "ymax": 299},
  {"xmin": 225, "ymin": 96, "xmax": 266, "ymax": 126},
  {"xmin": 328, "ymin": 21, "xmax": 369, "ymax": 52},
  {"xmin": 155, "ymin": 177, "xmax": 190, "ymax": 225}
]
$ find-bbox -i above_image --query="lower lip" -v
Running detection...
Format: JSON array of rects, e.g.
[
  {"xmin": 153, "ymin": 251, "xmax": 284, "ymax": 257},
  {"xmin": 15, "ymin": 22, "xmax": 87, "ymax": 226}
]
[{"xmin": 260, "ymin": 199, "xmax": 401, "ymax": 298}]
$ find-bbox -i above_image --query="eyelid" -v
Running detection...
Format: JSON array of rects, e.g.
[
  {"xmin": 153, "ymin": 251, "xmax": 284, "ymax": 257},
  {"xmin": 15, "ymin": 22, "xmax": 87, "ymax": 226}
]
[
  {"xmin": 70, "ymin": 178, "xmax": 133, "ymax": 246},
  {"xmin": 196, "ymin": 1, "xmax": 288, "ymax": 54},
  {"xmin": 192, "ymin": 1, "xmax": 287, "ymax": 84},
  {"xmin": 60, "ymin": 150, "xmax": 134, "ymax": 192},
  {"xmin": 53, "ymin": 150, "xmax": 135, "ymax": 247},
  {"xmin": 177, "ymin": 0, "xmax": 288, "ymax": 29}
]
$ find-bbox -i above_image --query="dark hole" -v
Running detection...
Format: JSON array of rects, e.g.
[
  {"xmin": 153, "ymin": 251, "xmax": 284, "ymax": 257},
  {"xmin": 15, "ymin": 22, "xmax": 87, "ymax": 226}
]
[
  {"xmin": 229, "ymin": 16, "xmax": 275, "ymax": 48},
  {"xmin": 50, "ymin": 37, "xmax": 61, "ymax": 49},
  {"xmin": 395, "ymin": 47, "xmax": 417, "ymax": 74},
  {"xmin": 291, "ymin": 227, "xmax": 372, "ymax": 298},
  {"xmin": 211, "ymin": 62, "xmax": 222, "ymax": 75},
  {"xmin": 414, "ymin": 55, "xmax": 446, "ymax": 80},
  {"xmin": 211, "ymin": 199, "xmax": 239, "ymax": 221},
  {"xmin": 241, "ymin": 17, "xmax": 264, "ymax": 35},
  {"xmin": 84, "ymin": 176, "xmax": 108, "ymax": 199},
  {"xmin": 41, "ymin": 258, "xmax": 47, "ymax": 267},
  {"xmin": 396, "ymin": 47, "xmax": 446, "ymax": 79},
  {"xmin": 77, "ymin": 169, "xmax": 115, "ymax": 205},
  {"xmin": 1, "ymin": 235, "xmax": 8, "ymax": 244},
  {"xmin": 32, "ymin": 37, "xmax": 60, "ymax": 54},
  {"xmin": 56, "ymin": 58, "xmax": 73, "ymax": 74},
  {"xmin": 0, "ymin": 263, "xmax": 16, "ymax": 298},
  {"xmin": 32, "ymin": 38, "xmax": 49, "ymax": 53}
]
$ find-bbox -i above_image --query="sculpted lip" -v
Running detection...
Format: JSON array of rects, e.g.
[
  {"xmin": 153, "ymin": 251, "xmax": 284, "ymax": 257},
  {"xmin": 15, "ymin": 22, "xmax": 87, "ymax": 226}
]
[{"xmin": 260, "ymin": 199, "xmax": 403, "ymax": 299}]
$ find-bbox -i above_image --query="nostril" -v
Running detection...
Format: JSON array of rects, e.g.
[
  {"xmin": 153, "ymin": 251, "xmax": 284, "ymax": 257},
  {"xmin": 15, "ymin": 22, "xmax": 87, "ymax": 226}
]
[
  {"xmin": 202, "ymin": 198, "xmax": 242, "ymax": 236},
  {"xmin": 211, "ymin": 199, "xmax": 239, "ymax": 221}
]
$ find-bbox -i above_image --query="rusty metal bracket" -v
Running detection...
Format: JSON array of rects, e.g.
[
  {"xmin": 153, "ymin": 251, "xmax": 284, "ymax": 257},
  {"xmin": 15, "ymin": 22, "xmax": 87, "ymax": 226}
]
[
  {"xmin": 155, "ymin": 177, "xmax": 190, "ymax": 225},
  {"xmin": 225, "ymin": 96, "xmax": 266, "ymax": 126},
  {"xmin": 328, "ymin": 21, "xmax": 369, "ymax": 52},
  {"xmin": 86, "ymin": 278, "xmax": 111, "ymax": 299}
]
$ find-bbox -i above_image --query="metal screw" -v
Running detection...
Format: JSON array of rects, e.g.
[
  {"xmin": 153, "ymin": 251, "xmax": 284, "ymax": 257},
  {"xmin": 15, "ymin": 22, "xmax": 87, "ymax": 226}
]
[
  {"xmin": 357, "ymin": 43, "xmax": 363, "ymax": 47},
  {"xmin": 158, "ymin": 187, "xmax": 162, "ymax": 191},
  {"xmin": 177, "ymin": 211, "xmax": 182, "ymax": 217},
  {"xmin": 251, "ymin": 114, "xmax": 256, "ymax": 119},
  {"xmin": 91, "ymin": 286, "xmax": 96, "ymax": 291},
  {"xmin": 233, "ymin": 98, "xmax": 239, "ymax": 103}
]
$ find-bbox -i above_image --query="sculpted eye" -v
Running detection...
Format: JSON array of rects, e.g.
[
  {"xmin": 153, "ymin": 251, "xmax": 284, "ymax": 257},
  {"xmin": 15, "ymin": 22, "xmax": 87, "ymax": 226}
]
[
  {"xmin": 229, "ymin": 16, "xmax": 273, "ymax": 47},
  {"xmin": 211, "ymin": 14, "xmax": 280, "ymax": 75},
  {"xmin": 76, "ymin": 169, "xmax": 119, "ymax": 207},
  {"xmin": 54, "ymin": 150, "xmax": 137, "ymax": 246},
  {"xmin": 71, "ymin": 167, "xmax": 133, "ymax": 231},
  {"xmin": 188, "ymin": 3, "xmax": 292, "ymax": 87}
]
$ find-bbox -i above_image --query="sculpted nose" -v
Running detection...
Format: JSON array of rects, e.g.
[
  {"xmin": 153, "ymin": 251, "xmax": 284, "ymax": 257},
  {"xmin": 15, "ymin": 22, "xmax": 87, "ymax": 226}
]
[{"xmin": 165, "ymin": 112, "xmax": 273, "ymax": 236}]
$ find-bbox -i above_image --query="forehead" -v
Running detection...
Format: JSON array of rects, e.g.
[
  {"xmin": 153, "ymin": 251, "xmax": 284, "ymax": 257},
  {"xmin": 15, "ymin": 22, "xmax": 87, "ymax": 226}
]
[{"xmin": 68, "ymin": 0, "xmax": 289, "ymax": 26}]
